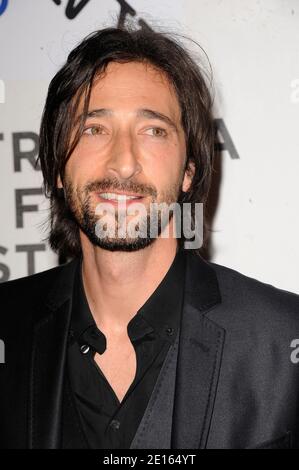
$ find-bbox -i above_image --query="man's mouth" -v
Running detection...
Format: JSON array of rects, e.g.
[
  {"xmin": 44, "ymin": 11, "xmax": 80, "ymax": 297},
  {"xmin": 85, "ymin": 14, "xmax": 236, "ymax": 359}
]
[{"xmin": 96, "ymin": 192, "xmax": 145, "ymax": 205}]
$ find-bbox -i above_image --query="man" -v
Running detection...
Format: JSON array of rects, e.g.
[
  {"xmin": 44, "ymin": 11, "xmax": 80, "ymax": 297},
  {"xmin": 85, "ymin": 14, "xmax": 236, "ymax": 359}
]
[{"xmin": 1, "ymin": 26, "xmax": 299, "ymax": 450}]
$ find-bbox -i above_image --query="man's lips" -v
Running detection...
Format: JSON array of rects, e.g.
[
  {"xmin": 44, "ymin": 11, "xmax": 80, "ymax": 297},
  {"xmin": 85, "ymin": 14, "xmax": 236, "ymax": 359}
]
[{"xmin": 96, "ymin": 192, "xmax": 146, "ymax": 206}]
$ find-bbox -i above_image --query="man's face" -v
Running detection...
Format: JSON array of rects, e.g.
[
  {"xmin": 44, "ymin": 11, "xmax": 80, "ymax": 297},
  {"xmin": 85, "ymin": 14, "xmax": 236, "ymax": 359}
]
[{"xmin": 60, "ymin": 61, "xmax": 192, "ymax": 251}]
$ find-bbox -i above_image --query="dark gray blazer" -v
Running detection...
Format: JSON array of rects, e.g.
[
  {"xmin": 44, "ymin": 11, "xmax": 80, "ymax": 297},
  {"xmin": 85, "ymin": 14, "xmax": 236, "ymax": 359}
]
[{"xmin": 0, "ymin": 250, "xmax": 299, "ymax": 449}]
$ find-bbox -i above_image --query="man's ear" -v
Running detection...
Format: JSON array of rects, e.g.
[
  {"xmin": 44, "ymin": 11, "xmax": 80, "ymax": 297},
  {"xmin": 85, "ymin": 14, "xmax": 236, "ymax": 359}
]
[
  {"xmin": 57, "ymin": 174, "xmax": 63, "ymax": 189},
  {"xmin": 182, "ymin": 161, "xmax": 195, "ymax": 193}
]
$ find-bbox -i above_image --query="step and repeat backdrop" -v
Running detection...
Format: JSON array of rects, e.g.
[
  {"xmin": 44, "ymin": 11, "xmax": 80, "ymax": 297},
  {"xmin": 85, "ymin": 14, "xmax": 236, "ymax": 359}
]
[{"xmin": 0, "ymin": 0, "xmax": 298, "ymax": 293}]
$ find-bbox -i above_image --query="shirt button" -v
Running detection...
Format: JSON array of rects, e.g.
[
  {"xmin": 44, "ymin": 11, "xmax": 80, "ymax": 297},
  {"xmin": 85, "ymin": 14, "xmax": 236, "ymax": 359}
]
[
  {"xmin": 110, "ymin": 419, "xmax": 121, "ymax": 430},
  {"xmin": 80, "ymin": 344, "xmax": 90, "ymax": 354},
  {"xmin": 166, "ymin": 327, "xmax": 175, "ymax": 337}
]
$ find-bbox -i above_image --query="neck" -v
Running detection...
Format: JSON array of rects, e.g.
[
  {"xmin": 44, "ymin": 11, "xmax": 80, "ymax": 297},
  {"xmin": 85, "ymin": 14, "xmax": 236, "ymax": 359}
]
[{"xmin": 80, "ymin": 225, "xmax": 179, "ymax": 334}]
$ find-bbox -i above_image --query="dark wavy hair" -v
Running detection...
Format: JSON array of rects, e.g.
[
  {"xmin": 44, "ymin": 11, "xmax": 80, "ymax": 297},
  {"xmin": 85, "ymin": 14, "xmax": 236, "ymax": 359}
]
[{"xmin": 37, "ymin": 26, "xmax": 215, "ymax": 261}]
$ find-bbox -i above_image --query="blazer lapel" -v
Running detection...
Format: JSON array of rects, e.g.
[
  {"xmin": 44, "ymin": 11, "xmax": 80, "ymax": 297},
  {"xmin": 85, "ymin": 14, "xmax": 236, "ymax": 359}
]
[
  {"xmin": 171, "ymin": 252, "xmax": 226, "ymax": 449},
  {"xmin": 28, "ymin": 258, "xmax": 79, "ymax": 449}
]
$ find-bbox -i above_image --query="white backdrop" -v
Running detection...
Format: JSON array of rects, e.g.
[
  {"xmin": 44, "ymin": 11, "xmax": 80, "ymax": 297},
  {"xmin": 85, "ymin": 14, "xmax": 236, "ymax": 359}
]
[{"xmin": 0, "ymin": 0, "xmax": 298, "ymax": 293}]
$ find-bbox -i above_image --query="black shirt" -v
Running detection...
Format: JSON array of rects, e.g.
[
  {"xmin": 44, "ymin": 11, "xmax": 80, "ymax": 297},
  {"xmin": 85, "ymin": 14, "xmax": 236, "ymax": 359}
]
[{"xmin": 67, "ymin": 248, "xmax": 186, "ymax": 449}]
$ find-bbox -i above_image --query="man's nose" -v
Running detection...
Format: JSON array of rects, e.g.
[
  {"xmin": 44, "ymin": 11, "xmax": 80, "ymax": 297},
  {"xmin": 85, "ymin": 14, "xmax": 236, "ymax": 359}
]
[{"xmin": 106, "ymin": 129, "xmax": 142, "ymax": 180}]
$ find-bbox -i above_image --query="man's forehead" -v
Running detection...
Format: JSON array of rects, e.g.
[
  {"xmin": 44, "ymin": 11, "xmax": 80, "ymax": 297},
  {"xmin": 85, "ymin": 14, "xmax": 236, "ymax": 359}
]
[
  {"xmin": 95, "ymin": 60, "xmax": 172, "ymax": 85},
  {"xmin": 77, "ymin": 61, "xmax": 181, "ymax": 122}
]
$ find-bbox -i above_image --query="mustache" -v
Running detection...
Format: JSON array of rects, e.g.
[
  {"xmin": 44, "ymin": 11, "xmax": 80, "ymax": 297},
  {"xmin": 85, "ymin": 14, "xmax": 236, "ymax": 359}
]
[{"xmin": 84, "ymin": 178, "xmax": 157, "ymax": 198}]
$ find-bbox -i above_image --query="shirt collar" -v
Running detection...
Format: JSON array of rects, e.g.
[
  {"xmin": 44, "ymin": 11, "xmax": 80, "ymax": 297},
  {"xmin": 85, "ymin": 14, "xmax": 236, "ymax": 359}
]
[
  {"xmin": 71, "ymin": 246, "xmax": 186, "ymax": 349},
  {"xmin": 128, "ymin": 246, "xmax": 186, "ymax": 344}
]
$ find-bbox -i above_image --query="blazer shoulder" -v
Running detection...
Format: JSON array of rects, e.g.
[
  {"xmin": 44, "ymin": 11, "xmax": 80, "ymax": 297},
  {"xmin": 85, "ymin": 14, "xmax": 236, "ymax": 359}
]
[
  {"xmin": 0, "ymin": 263, "xmax": 62, "ymax": 294},
  {"xmin": 0, "ymin": 259, "xmax": 77, "ymax": 308},
  {"xmin": 208, "ymin": 261, "xmax": 299, "ymax": 327}
]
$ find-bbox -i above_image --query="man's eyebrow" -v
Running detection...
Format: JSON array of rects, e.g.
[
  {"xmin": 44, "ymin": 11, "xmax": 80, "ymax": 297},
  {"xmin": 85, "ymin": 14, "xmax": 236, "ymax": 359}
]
[
  {"xmin": 136, "ymin": 108, "xmax": 179, "ymax": 132},
  {"xmin": 75, "ymin": 108, "xmax": 113, "ymax": 126},
  {"xmin": 75, "ymin": 108, "xmax": 179, "ymax": 132}
]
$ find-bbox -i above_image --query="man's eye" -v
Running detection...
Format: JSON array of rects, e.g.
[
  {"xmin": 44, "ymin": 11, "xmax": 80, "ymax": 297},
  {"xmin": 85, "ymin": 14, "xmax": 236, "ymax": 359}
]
[
  {"xmin": 83, "ymin": 126, "xmax": 104, "ymax": 136},
  {"xmin": 145, "ymin": 127, "xmax": 167, "ymax": 138}
]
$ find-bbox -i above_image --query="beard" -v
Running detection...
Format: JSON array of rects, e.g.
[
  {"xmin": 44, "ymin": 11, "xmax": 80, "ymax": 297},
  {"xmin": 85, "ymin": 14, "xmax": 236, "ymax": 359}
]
[{"xmin": 63, "ymin": 175, "xmax": 184, "ymax": 252}]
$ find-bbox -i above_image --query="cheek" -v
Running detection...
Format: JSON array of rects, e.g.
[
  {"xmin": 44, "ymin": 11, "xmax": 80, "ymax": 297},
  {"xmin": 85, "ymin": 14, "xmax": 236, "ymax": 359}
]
[
  {"xmin": 149, "ymin": 150, "xmax": 184, "ymax": 179},
  {"xmin": 65, "ymin": 149, "xmax": 104, "ymax": 185},
  {"xmin": 140, "ymin": 135, "xmax": 184, "ymax": 165}
]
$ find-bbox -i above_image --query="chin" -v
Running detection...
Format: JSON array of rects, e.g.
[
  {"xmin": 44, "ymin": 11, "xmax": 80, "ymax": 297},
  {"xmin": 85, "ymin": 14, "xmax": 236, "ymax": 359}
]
[{"xmin": 90, "ymin": 235, "xmax": 156, "ymax": 252}]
